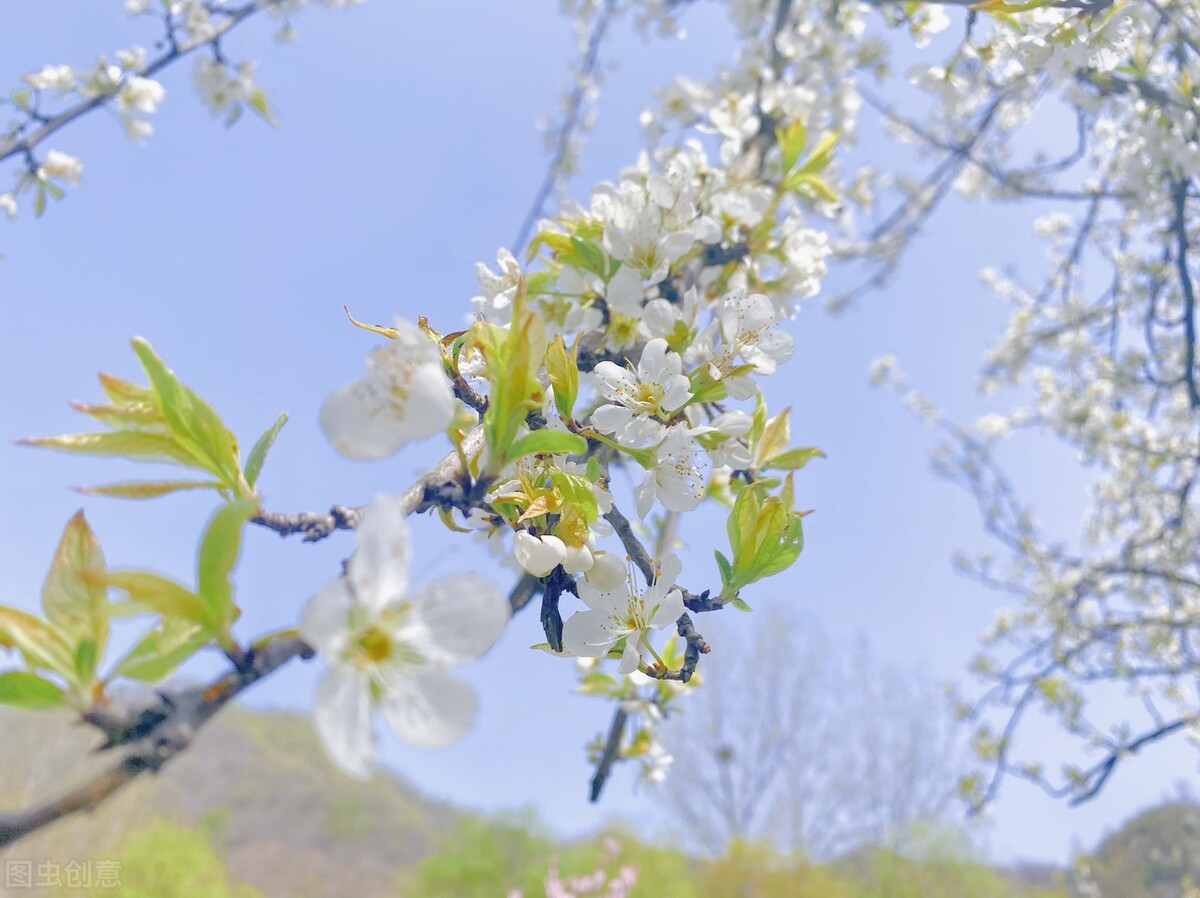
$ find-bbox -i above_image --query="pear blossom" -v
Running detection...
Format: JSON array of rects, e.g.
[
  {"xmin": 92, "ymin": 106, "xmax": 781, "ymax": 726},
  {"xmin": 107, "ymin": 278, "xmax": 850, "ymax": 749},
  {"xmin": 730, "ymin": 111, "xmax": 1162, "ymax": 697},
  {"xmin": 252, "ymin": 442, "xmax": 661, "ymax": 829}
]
[
  {"xmin": 635, "ymin": 425, "xmax": 706, "ymax": 518},
  {"xmin": 301, "ymin": 497, "xmax": 510, "ymax": 777},
  {"xmin": 591, "ymin": 339, "xmax": 692, "ymax": 447},
  {"xmin": 601, "ymin": 265, "xmax": 646, "ymax": 317},
  {"xmin": 641, "ymin": 285, "xmax": 699, "ymax": 342},
  {"xmin": 37, "ymin": 150, "xmax": 83, "ymax": 186},
  {"xmin": 698, "ymin": 409, "xmax": 754, "ymax": 469},
  {"xmin": 514, "ymin": 530, "xmax": 568, "ymax": 577},
  {"xmin": 584, "ymin": 550, "xmax": 628, "ymax": 591},
  {"xmin": 320, "ymin": 317, "xmax": 455, "ymax": 459},
  {"xmin": 23, "ymin": 65, "xmax": 75, "ymax": 94},
  {"xmin": 562, "ymin": 554, "xmax": 685, "ymax": 674},
  {"xmin": 0, "ymin": 194, "xmax": 16, "ymax": 219},
  {"xmin": 471, "ymin": 248, "xmax": 523, "ymax": 323},
  {"xmin": 703, "ymin": 289, "xmax": 795, "ymax": 399}
]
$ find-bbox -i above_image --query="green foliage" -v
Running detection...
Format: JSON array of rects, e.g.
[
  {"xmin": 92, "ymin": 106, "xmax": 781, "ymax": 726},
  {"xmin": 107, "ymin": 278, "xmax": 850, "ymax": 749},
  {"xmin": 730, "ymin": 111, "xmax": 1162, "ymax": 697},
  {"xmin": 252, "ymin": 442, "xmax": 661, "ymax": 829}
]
[
  {"xmin": 544, "ymin": 334, "xmax": 580, "ymax": 421},
  {"xmin": 81, "ymin": 820, "xmax": 264, "ymax": 898},
  {"xmin": 21, "ymin": 339, "xmax": 288, "ymax": 501},
  {"xmin": 718, "ymin": 474, "xmax": 806, "ymax": 604},
  {"xmin": 403, "ymin": 812, "xmax": 555, "ymax": 898}
]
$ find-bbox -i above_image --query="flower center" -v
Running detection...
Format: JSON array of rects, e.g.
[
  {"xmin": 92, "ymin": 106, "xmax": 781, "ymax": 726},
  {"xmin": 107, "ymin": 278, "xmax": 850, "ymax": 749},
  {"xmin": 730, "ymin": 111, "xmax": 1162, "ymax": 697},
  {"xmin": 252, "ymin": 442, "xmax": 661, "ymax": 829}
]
[{"xmin": 357, "ymin": 625, "xmax": 392, "ymax": 664}]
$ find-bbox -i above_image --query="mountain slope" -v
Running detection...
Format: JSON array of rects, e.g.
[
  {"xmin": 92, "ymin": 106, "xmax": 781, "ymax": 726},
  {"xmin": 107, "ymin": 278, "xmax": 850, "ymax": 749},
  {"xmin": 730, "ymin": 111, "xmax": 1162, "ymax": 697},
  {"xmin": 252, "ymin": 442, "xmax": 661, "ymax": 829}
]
[{"xmin": 0, "ymin": 703, "xmax": 459, "ymax": 898}]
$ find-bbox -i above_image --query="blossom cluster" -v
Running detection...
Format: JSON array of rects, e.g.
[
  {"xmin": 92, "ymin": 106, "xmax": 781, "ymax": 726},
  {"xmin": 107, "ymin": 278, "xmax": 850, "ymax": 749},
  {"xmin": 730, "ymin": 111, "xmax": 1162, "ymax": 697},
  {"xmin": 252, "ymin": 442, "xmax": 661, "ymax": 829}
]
[
  {"xmin": 864, "ymin": 0, "xmax": 1200, "ymax": 804},
  {"xmin": 0, "ymin": 0, "xmax": 360, "ymax": 223}
]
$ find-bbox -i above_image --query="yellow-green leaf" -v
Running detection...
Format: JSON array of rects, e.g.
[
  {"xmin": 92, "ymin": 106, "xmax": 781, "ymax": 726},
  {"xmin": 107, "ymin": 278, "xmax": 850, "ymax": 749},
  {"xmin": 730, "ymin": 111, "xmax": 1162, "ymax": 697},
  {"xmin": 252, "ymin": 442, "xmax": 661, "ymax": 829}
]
[
  {"xmin": 40, "ymin": 512, "xmax": 107, "ymax": 675},
  {"xmin": 20, "ymin": 431, "xmax": 203, "ymax": 467},
  {"xmin": 75, "ymin": 480, "xmax": 222, "ymax": 499},
  {"xmin": 196, "ymin": 499, "xmax": 256, "ymax": 632},
  {"xmin": 131, "ymin": 338, "xmax": 241, "ymax": 487},
  {"xmin": 243, "ymin": 412, "xmax": 289, "ymax": 488},
  {"xmin": 0, "ymin": 607, "xmax": 76, "ymax": 678},
  {"xmin": 110, "ymin": 619, "xmax": 209, "ymax": 683},
  {"xmin": 0, "ymin": 670, "xmax": 66, "ymax": 709},
  {"xmin": 104, "ymin": 571, "xmax": 210, "ymax": 628}
]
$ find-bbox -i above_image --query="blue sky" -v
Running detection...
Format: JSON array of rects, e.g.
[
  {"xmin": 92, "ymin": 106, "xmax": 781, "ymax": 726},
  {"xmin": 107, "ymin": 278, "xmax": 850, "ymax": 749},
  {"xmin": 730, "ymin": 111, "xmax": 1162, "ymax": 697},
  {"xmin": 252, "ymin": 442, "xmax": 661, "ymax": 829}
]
[{"xmin": 0, "ymin": 0, "xmax": 1191, "ymax": 864}]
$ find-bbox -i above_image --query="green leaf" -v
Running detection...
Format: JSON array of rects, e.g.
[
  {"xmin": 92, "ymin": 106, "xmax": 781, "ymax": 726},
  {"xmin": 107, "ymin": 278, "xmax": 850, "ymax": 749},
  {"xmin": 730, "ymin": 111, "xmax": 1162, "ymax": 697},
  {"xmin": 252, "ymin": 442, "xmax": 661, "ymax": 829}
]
[
  {"xmin": 98, "ymin": 372, "xmax": 156, "ymax": 405},
  {"xmin": 471, "ymin": 296, "xmax": 548, "ymax": 472},
  {"xmin": 508, "ymin": 429, "xmax": 588, "ymax": 462},
  {"xmin": 196, "ymin": 499, "xmax": 256, "ymax": 634},
  {"xmin": 776, "ymin": 119, "xmax": 808, "ymax": 173},
  {"xmin": 110, "ymin": 619, "xmax": 209, "ymax": 682},
  {"xmin": 550, "ymin": 468, "xmax": 600, "ymax": 522},
  {"xmin": 69, "ymin": 400, "xmax": 167, "ymax": 431},
  {"xmin": 765, "ymin": 446, "xmax": 825, "ymax": 471},
  {"xmin": 104, "ymin": 572, "xmax": 210, "ymax": 628},
  {"xmin": 40, "ymin": 511, "xmax": 107, "ymax": 678},
  {"xmin": 577, "ymin": 672, "xmax": 621, "ymax": 697},
  {"xmin": 799, "ymin": 131, "xmax": 839, "ymax": 174},
  {"xmin": 545, "ymin": 335, "xmax": 579, "ymax": 421},
  {"xmin": 714, "ymin": 550, "xmax": 733, "ymax": 588},
  {"xmin": 568, "ymin": 236, "xmax": 609, "ymax": 279},
  {"xmin": 243, "ymin": 412, "xmax": 288, "ymax": 488},
  {"xmin": 130, "ymin": 338, "xmax": 242, "ymax": 489},
  {"xmin": 74, "ymin": 640, "xmax": 98, "ymax": 682},
  {"xmin": 0, "ymin": 607, "xmax": 76, "ymax": 678},
  {"xmin": 0, "ymin": 671, "xmax": 66, "ymax": 709},
  {"xmin": 247, "ymin": 87, "xmax": 279, "ymax": 126},
  {"xmin": 791, "ymin": 174, "xmax": 839, "ymax": 204},
  {"xmin": 76, "ymin": 479, "xmax": 222, "ymax": 499},
  {"xmin": 20, "ymin": 430, "xmax": 202, "ymax": 467}
]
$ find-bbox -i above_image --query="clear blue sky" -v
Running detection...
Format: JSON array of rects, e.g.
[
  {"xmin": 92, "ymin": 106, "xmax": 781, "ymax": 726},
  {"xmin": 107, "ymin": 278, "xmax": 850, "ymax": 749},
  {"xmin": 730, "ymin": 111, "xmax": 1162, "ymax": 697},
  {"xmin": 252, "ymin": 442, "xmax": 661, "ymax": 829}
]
[{"xmin": 0, "ymin": 0, "xmax": 1190, "ymax": 864}]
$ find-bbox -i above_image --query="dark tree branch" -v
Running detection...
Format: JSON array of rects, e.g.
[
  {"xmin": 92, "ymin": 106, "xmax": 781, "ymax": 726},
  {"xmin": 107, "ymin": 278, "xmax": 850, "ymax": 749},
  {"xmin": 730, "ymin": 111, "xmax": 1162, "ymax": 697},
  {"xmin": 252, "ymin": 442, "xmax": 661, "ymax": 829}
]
[{"xmin": 589, "ymin": 706, "xmax": 628, "ymax": 802}]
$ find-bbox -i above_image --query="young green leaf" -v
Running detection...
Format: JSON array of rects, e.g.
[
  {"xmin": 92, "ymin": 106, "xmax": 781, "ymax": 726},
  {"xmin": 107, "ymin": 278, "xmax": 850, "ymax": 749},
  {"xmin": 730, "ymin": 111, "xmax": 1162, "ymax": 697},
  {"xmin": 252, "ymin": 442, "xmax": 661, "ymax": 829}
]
[
  {"xmin": 243, "ymin": 412, "xmax": 289, "ymax": 488},
  {"xmin": 110, "ymin": 619, "xmax": 209, "ymax": 683},
  {"xmin": 0, "ymin": 607, "xmax": 77, "ymax": 678},
  {"xmin": 40, "ymin": 511, "xmax": 107, "ymax": 678},
  {"xmin": 0, "ymin": 670, "xmax": 66, "ymax": 709},
  {"xmin": 76, "ymin": 479, "xmax": 222, "ymax": 499},
  {"xmin": 20, "ymin": 431, "xmax": 204, "ymax": 467},
  {"xmin": 196, "ymin": 499, "xmax": 257, "ymax": 634},
  {"xmin": 508, "ymin": 430, "xmax": 588, "ymax": 463},
  {"xmin": 544, "ymin": 335, "xmax": 579, "ymax": 421},
  {"xmin": 104, "ymin": 571, "xmax": 211, "ymax": 628},
  {"xmin": 130, "ymin": 338, "xmax": 243, "ymax": 489}
]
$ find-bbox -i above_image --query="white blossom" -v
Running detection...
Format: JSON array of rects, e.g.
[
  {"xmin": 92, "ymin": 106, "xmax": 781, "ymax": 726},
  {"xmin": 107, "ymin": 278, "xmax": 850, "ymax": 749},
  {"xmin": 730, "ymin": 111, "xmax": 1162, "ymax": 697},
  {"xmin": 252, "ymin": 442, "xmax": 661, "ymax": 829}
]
[
  {"xmin": 37, "ymin": 151, "xmax": 83, "ymax": 186},
  {"xmin": 635, "ymin": 425, "xmax": 707, "ymax": 518},
  {"xmin": 591, "ymin": 338, "xmax": 692, "ymax": 447},
  {"xmin": 320, "ymin": 318, "xmax": 455, "ymax": 459},
  {"xmin": 301, "ymin": 497, "xmax": 509, "ymax": 777},
  {"xmin": 562, "ymin": 554, "xmax": 685, "ymax": 674}
]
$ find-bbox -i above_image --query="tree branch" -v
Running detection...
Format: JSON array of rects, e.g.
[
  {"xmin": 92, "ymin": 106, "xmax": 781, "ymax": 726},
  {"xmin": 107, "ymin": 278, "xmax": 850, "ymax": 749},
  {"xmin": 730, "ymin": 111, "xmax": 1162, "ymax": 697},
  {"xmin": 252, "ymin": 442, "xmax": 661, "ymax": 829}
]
[{"xmin": 0, "ymin": 0, "xmax": 273, "ymax": 168}]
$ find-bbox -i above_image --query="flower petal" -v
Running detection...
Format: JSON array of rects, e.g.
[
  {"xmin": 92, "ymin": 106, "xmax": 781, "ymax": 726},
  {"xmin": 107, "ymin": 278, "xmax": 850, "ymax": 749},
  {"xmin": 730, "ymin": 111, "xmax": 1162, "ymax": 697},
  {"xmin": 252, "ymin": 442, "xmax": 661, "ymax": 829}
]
[
  {"xmin": 313, "ymin": 667, "xmax": 375, "ymax": 779},
  {"xmin": 648, "ymin": 588, "xmax": 685, "ymax": 630},
  {"xmin": 405, "ymin": 573, "xmax": 510, "ymax": 664},
  {"xmin": 301, "ymin": 577, "xmax": 353, "ymax": 656},
  {"xmin": 377, "ymin": 666, "xmax": 478, "ymax": 748},
  {"xmin": 562, "ymin": 609, "xmax": 617, "ymax": 658},
  {"xmin": 618, "ymin": 638, "xmax": 641, "ymax": 675},
  {"xmin": 348, "ymin": 495, "xmax": 411, "ymax": 610},
  {"xmin": 514, "ymin": 531, "xmax": 567, "ymax": 577}
]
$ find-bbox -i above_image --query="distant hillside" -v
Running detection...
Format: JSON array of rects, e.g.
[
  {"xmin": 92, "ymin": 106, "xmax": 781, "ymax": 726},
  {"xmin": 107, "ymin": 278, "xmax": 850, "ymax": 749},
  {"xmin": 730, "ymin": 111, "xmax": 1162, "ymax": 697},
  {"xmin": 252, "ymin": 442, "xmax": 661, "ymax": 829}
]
[
  {"xmin": 0, "ymin": 704, "xmax": 460, "ymax": 898},
  {"xmin": 1080, "ymin": 802, "xmax": 1200, "ymax": 898}
]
